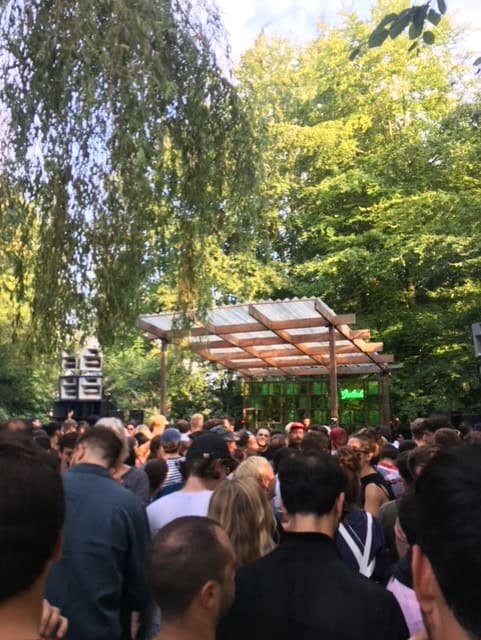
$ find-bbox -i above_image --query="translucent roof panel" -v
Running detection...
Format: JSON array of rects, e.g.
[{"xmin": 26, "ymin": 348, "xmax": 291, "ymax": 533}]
[{"xmin": 137, "ymin": 297, "xmax": 394, "ymax": 377}]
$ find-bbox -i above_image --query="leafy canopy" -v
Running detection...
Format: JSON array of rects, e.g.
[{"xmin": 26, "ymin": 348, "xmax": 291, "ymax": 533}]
[{"xmin": 0, "ymin": 0, "xmax": 258, "ymax": 351}]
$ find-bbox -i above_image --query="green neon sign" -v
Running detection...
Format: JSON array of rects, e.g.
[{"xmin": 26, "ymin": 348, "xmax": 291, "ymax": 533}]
[{"xmin": 341, "ymin": 389, "xmax": 365, "ymax": 401}]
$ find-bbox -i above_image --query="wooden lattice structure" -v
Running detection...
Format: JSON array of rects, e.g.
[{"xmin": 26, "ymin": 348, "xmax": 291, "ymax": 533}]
[{"xmin": 138, "ymin": 297, "xmax": 395, "ymax": 422}]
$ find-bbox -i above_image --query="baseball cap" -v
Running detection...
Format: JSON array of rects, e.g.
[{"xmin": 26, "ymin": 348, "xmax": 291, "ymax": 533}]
[
  {"xmin": 160, "ymin": 428, "xmax": 182, "ymax": 445},
  {"xmin": 186, "ymin": 433, "xmax": 230, "ymax": 460},
  {"xmin": 210, "ymin": 426, "xmax": 238, "ymax": 442},
  {"xmin": 285, "ymin": 422, "xmax": 306, "ymax": 433}
]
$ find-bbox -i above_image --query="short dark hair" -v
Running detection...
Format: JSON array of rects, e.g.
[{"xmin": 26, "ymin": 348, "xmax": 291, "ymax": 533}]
[
  {"xmin": 43, "ymin": 421, "xmax": 61, "ymax": 438},
  {"xmin": 0, "ymin": 433, "xmax": 64, "ymax": 603},
  {"xmin": 148, "ymin": 516, "xmax": 229, "ymax": 617},
  {"xmin": 149, "ymin": 435, "xmax": 162, "ymax": 458},
  {"xmin": 433, "ymin": 427, "xmax": 461, "ymax": 448},
  {"xmin": 76, "ymin": 426, "xmax": 122, "ymax": 468},
  {"xmin": 279, "ymin": 451, "xmax": 346, "ymax": 516},
  {"xmin": 145, "ymin": 459, "xmax": 168, "ymax": 491},
  {"xmin": 380, "ymin": 444, "xmax": 398, "ymax": 461},
  {"xmin": 59, "ymin": 431, "xmax": 79, "ymax": 453},
  {"xmin": 176, "ymin": 419, "xmax": 189, "ymax": 434},
  {"xmin": 301, "ymin": 430, "xmax": 331, "ymax": 454},
  {"xmin": 416, "ymin": 443, "xmax": 481, "ymax": 637}
]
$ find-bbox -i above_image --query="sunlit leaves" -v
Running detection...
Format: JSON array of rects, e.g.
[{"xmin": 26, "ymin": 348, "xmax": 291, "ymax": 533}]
[{"xmin": 0, "ymin": 0, "xmax": 259, "ymax": 351}]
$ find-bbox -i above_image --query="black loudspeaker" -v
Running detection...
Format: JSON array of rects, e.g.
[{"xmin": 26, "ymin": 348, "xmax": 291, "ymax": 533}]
[
  {"xmin": 128, "ymin": 409, "xmax": 145, "ymax": 424},
  {"xmin": 51, "ymin": 400, "xmax": 115, "ymax": 421},
  {"xmin": 109, "ymin": 409, "xmax": 125, "ymax": 422},
  {"xmin": 472, "ymin": 323, "xmax": 481, "ymax": 358}
]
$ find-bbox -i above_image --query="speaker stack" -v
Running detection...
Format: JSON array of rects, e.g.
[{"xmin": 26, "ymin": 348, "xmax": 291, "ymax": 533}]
[{"xmin": 54, "ymin": 339, "xmax": 111, "ymax": 421}]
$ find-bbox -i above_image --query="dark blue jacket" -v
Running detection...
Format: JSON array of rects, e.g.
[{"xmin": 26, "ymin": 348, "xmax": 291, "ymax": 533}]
[{"xmin": 46, "ymin": 463, "xmax": 150, "ymax": 640}]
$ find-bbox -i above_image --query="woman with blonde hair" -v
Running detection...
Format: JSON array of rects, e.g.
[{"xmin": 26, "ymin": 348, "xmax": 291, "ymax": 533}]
[{"xmin": 208, "ymin": 477, "xmax": 276, "ymax": 568}]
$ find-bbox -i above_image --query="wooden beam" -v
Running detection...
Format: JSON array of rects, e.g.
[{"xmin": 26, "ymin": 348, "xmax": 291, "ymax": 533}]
[
  {"xmin": 137, "ymin": 318, "xmax": 168, "ymax": 340},
  {"xmin": 207, "ymin": 321, "xmax": 265, "ymax": 335},
  {"xmin": 332, "ymin": 313, "xmax": 356, "ymax": 325},
  {"xmin": 380, "ymin": 371, "xmax": 391, "ymax": 425},
  {"xmin": 213, "ymin": 332, "xmax": 293, "ymax": 375},
  {"xmin": 329, "ymin": 324, "xmax": 338, "ymax": 421},
  {"xmin": 271, "ymin": 357, "xmax": 318, "ymax": 367},
  {"xmin": 196, "ymin": 350, "xmax": 255, "ymax": 363},
  {"xmin": 314, "ymin": 299, "xmax": 389, "ymax": 372},
  {"xmin": 160, "ymin": 340, "xmax": 167, "ymax": 415},
  {"xmin": 335, "ymin": 354, "xmax": 394, "ymax": 365},
  {"xmin": 191, "ymin": 339, "xmax": 236, "ymax": 350},
  {"xmin": 248, "ymin": 305, "xmax": 325, "ymax": 366}
]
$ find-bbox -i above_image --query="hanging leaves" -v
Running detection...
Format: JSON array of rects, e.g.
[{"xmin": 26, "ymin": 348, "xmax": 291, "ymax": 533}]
[{"xmin": 0, "ymin": 0, "xmax": 259, "ymax": 351}]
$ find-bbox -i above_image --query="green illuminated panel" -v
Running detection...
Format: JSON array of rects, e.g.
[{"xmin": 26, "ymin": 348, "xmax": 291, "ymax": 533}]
[{"xmin": 340, "ymin": 389, "xmax": 365, "ymax": 400}]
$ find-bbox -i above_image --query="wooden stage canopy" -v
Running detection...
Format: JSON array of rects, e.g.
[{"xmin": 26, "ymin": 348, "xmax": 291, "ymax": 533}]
[{"xmin": 137, "ymin": 297, "xmax": 395, "ymax": 421}]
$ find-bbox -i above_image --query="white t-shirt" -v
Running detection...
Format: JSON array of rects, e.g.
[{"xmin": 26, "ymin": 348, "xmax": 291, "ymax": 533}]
[{"xmin": 147, "ymin": 490, "xmax": 213, "ymax": 535}]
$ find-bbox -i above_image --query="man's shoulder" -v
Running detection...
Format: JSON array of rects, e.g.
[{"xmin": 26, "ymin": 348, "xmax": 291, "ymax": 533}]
[
  {"xmin": 148, "ymin": 490, "xmax": 212, "ymax": 513},
  {"xmin": 64, "ymin": 467, "xmax": 142, "ymax": 508},
  {"xmin": 147, "ymin": 490, "xmax": 212, "ymax": 532}
]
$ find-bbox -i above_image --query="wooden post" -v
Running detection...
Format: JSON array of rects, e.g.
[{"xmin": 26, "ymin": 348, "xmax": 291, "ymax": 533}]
[
  {"xmin": 160, "ymin": 339, "xmax": 167, "ymax": 415},
  {"xmin": 380, "ymin": 370, "xmax": 391, "ymax": 426},
  {"xmin": 328, "ymin": 324, "xmax": 338, "ymax": 421}
]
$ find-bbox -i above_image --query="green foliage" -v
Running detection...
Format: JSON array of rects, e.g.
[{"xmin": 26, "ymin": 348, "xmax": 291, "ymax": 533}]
[
  {"xmin": 236, "ymin": 3, "xmax": 481, "ymax": 421},
  {"xmin": 354, "ymin": 1, "xmax": 447, "ymax": 61},
  {"xmin": 0, "ymin": 0, "xmax": 259, "ymax": 351},
  {"xmin": 102, "ymin": 334, "xmax": 241, "ymax": 419}
]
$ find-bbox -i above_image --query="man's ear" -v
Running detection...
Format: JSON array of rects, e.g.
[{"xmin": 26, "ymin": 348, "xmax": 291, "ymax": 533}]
[
  {"xmin": 71, "ymin": 445, "xmax": 84, "ymax": 466},
  {"xmin": 198, "ymin": 580, "xmax": 219, "ymax": 611},
  {"xmin": 412, "ymin": 544, "xmax": 442, "ymax": 631},
  {"xmin": 334, "ymin": 492, "xmax": 345, "ymax": 521}
]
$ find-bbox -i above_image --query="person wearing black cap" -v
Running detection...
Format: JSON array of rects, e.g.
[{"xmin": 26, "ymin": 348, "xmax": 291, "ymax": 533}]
[
  {"xmin": 146, "ymin": 432, "xmax": 231, "ymax": 639},
  {"xmin": 147, "ymin": 432, "xmax": 231, "ymax": 534}
]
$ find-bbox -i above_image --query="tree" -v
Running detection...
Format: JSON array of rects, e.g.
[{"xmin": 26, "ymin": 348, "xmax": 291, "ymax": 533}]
[
  {"xmin": 237, "ymin": 3, "xmax": 481, "ymax": 420},
  {"xmin": 0, "ymin": 0, "xmax": 259, "ymax": 351},
  {"xmin": 366, "ymin": 1, "xmax": 481, "ymax": 72}
]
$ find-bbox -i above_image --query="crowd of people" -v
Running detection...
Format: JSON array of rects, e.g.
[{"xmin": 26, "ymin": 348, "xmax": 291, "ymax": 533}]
[{"xmin": 1, "ymin": 410, "xmax": 481, "ymax": 640}]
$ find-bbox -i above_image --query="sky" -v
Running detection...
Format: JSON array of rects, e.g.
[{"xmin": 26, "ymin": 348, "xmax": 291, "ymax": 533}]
[{"xmin": 214, "ymin": 0, "xmax": 481, "ymax": 61}]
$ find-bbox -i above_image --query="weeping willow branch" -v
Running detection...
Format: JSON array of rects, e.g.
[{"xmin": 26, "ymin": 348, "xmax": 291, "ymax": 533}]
[{"xmin": 0, "ymin": 0, "xmax": 259, "ymax": 351}]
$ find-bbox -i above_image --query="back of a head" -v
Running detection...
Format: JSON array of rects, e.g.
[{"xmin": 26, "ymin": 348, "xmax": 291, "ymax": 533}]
[
  {"xmin": 416, "ymin": 443, "xmax": 481, "ymax": 637},
  {"xmin": 426, "ymin": 413, "xmax": 453, "ymax": 432},
  {"xmin": 433, "ymin": 427, "xmax": 461, "ymax": 449},
  {"xmin": 190, "ymin": 413, "xmax": 204, "ymax": 431},
  {"xmin": 208, "ymin": 478, "xmax": 274, "ymax": 568},
  {"xmin": 301, "ymin": 430, "xmax": 331, "ymax": 454},
  {"xmin": 59, "ymin": 431, "xmax": 79, "ymax": 453},
  {"xmin": 330, "ymin": 426, "xmax": 348, "ymax": 449},
  {"xmin": 234, "ymin": 456, "xmax": 272, "ymax": 484},
  {"xmin": 145, "ymin": 459, "xmax": 168, "ymax": 491},
  {"xmin": 43, "ymin": 421, "xmax": 61, "ymax": 438},
  {"xmin": 380, "ymin": 444, "xmax": 399, "ymax": 462},
  {"xmin": 95, "ymin": 417, "xmax": 129, "ymax": 463},
  {"xmin": 0, "ymin": 433, "xmax": 65, "ymax": 603},
  {"xmin": 148, "ymin": 516, "xmax": 231, "ymax": 618},
  {"xmin": 176, "ymin": 419, "xmax": 189, "ymax": 434},
  {"xmin": 150, "ymin": 414, "xmax": 167, "ymax": 433},
  {"xmin": 279, "ymin": 451, "xmax": 346, "ymax": 517},
  {"xmin": 76, "ymin": 426, "xmax": 123, "ymax": 469},
  {"xmin": 336, "ymin": 446, "xmax": 362, "ymax": 508}
]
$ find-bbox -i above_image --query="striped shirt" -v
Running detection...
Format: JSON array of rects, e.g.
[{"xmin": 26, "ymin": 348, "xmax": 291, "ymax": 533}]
[{"xmin": 164, "ymin": 457, "xmax": 185, "ymax": 489}]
